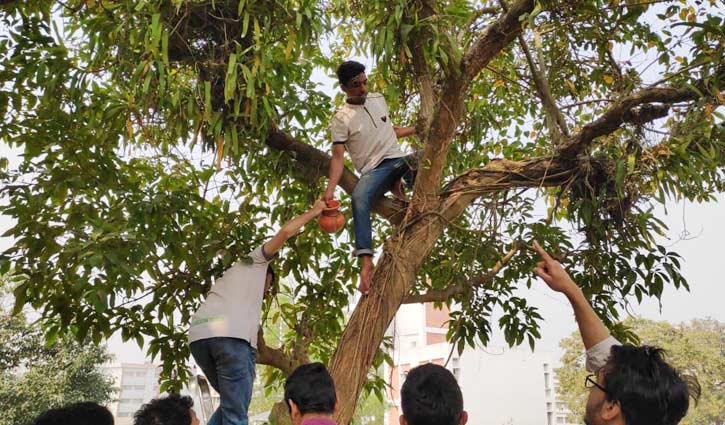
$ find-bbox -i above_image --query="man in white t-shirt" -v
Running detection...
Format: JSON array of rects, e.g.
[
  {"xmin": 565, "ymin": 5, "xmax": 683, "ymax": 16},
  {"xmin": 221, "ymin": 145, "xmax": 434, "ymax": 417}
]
[
  {"xmin": 188, "ymin": 200, "xmax": 326, "ymax": 425},
  {"xmin": 532, "ymin": 241, "xmax": 699, "ymax": 425},
  {"xmin": 322, "ymin": 60, "xmax": 417, "ymax": 295}
]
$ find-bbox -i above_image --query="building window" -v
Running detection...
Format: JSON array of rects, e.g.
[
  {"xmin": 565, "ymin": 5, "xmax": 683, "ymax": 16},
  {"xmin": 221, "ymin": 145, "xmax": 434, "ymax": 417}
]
[
  {"xmin": 451, "ymin": 358, "xmax": 460, "ymax": 380},
  {"xmin": 547, "ymin": 412, "xmax": 553, "ymax": 425}
]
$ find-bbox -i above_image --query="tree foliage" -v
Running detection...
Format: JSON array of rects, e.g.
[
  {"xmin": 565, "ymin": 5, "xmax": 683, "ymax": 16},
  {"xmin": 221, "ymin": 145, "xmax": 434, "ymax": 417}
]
[
  {"xmin": 0, "ymin": 0, "xmax": 722, "ymax": 422},
  {"xmin": 0, "ymin": 274, "xmax": 116, "ymax": 425},
  {"xmin": 555, "ymin": 318, "xmax": 725, "ymax": 425}
]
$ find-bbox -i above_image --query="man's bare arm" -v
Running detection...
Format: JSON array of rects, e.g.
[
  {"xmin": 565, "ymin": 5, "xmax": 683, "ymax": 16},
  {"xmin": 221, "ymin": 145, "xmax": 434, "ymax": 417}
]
[
  {"xmin": 263, "ymin": 200, "xmax": 326, "ymax": 258},
  {"xmin": 533, "ymin": 241, "xmax": 610, "ymax": 349},
  {"xmin": 394, "ymin": 126, "xmax": 416, "ymax": 139},
  {"xmin": 323, "ymin": 144, "xmax": 346, "ymax": 202}
]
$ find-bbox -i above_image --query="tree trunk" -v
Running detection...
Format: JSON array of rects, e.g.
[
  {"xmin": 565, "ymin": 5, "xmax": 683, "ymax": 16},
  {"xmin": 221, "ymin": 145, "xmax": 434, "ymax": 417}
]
[{"xmin": 328, "ymin": 212, "xmax": 447, "ymax": 424}]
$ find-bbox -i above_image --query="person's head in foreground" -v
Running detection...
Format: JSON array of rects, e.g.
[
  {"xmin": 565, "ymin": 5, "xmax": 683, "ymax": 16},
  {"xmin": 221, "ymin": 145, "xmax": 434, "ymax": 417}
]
[
  {"xmin": 400, "ymin": 363, "xmax": 467, "ymax": 425},
  {"xmin": 34, "ymin": 402, "xmax": 114, "ymax": 425},
  {"xmin": 134, "ymin": 394, "xmax": 199, "ymax": 425},
  {"xmin": 285, "ymin": 362, "xmax": 337, "ymax": 424},
  {"xmin": 584, "ymin": 344, "xmax": 700, "ymax": 425}
]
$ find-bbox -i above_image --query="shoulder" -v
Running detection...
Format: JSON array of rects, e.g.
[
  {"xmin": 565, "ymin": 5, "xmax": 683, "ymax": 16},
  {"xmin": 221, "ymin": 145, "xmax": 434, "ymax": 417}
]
[
  {"xmin": 249, "ymin": 245, "xmax": 275, "ymax": 265},
  {"xmin": 585, "ymin": 336, "xmax": 622, "ymax": 372},
  {"xmin": 368, "ymin": 93, "xmax": 387, "ymax": 106},
  {"xmin": 333, "ymin": 106, "xmax": 356, "ymax": 124}
]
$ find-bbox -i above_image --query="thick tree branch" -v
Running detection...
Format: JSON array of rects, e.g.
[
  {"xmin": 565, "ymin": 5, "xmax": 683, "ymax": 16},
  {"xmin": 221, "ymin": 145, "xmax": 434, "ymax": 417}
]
[
  {"xmin": 518, "ymin": 33, "xmax": 569, "ymax": 143},
  {"xmin": 407, "ymin": 0, "xmax": 437, "ymax": 140},
  {"xmin": 411, "ymin": 0, "xmax": 535, "ymax": 208},
  {"xmin": 461, "ymin": 0, "xmax": 535, "ymax": 83},
  {"xmin": 265, "ymin": 127, "xmax": 407, "ymax": 223},
  {"xmin": 441, "ymin": 157, "xmax": 574, "ymax": 203},
  {"xmin": 557, "ymin": 86, "xmax": 703, "ymax": 158},
  {"xmin": 411, "ymin": 42, "xmax": 436, "ymax": 140},
  {"xmin": 403, "ymin": 241, "xmax": 521, "ymax": 303},
  {"xmin": 256, "ymin": 327, "xmax": 299, "ymax": 376}
]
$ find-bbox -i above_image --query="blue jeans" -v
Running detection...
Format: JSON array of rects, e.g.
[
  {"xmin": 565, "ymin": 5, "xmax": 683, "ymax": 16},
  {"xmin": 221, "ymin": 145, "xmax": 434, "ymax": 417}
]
[
  {"xmin": 190, "ymin": 338, "xmax": 256, "ymax": 425},
  {"xmin": 352, "ymin": 154, "xmax": 417, "ymax": 256}
]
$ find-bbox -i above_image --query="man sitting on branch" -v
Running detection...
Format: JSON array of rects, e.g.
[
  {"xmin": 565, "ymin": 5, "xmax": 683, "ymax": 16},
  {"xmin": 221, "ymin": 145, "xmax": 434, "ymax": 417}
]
[{"xmin": 322, "ymin": 60, "xmax": 417, "ymax": 295}]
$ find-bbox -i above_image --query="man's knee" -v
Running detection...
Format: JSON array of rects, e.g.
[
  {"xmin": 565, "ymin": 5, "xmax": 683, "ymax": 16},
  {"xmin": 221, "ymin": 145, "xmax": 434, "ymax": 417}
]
[{"xmin": 351, "ymin": 189, "xmax": 372, "ymax": 210}]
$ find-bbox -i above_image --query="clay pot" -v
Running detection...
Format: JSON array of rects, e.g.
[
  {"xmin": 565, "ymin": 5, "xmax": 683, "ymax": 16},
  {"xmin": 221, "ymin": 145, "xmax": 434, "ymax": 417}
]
[{"xmin": 318, "ymin": 200, "xmax": 346, "ymax": 234}]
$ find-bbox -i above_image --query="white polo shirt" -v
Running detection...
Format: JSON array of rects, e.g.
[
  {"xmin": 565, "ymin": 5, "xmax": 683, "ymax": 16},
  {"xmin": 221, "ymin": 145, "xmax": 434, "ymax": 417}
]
[
  {"xmin": 330, "ymin": 93, "xmax": 406, "ymax": 175},
  {"xmin": 188, "ymin": 246, "xmax": 272, "ymax": 349},
  {"xmin": 586, "ymin": 336, "xmax": 622, "ymax": 372}
]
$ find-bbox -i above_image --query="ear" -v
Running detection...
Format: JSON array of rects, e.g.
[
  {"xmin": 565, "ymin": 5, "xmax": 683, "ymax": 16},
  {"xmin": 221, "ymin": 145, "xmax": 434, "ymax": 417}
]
[
  {"xmin": 288, "ymin": 399, "xmax": 300, "ymax": 419},
  {"xmin": 398, "ymin": 414, "xmax": 407, "ymax": 425},
  {"xmin": 600, "ymin": 399, "xmax": 621, "ymax": 421},
  {"xmin": 459, "ymin": 410, "xmax": 468, "ymax": 425},
  {"xmin": 334, "ymin": 400, "xmax": 340, "ymax": 414}
]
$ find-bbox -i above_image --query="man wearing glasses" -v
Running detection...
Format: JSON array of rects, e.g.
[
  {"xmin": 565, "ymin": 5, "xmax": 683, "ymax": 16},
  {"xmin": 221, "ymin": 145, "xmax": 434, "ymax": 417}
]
[
  {"xmin": 322, "ymin": 60, "xmax": 417, "ymax": 295},
  {"xmin": 532, "ymin": 241, "xmax": 700, "ymax": 425}
]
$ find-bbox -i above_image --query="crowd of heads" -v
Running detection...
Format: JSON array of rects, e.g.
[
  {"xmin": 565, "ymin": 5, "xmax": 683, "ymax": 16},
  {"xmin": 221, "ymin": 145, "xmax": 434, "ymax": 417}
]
[
  {"xmin": 33, "ymin": 344, "xmax": 699, "ymax": 425},
  {"xmin": 33, "ymin": 402, "xmax": 114, "ymax": 425}
]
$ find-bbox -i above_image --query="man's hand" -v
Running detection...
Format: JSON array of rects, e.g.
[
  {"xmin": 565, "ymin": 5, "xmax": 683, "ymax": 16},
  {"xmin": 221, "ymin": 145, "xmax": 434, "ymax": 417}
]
[
  {"xmin": 324, "ymin": 144, "xmax": 345, "ymax": 203},
  {"xmin": 313, "ymin": 199, "xmax": 327, "ymax": 215},
  {"xmin": 322, "ymin": 188, "xmax": 335, "ymax": 203},
  {"xmin": 533, "ymin": 240, "xmax": 610, "ymax": 349},
  {"xmin": 533, "ymin": 240, "xmax": 578, "ymax": 294}
]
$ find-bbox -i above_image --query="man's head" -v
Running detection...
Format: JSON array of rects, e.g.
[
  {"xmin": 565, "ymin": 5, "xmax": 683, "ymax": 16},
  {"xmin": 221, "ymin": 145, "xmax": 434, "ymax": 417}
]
[
  {"xmin": 34, "ymin": 402, "xmax": 114, "ymax": 425},
  {"xmin": 284, "ymin": 362, "xmax": 337, "ymax": 425},
  {"xmin": 134, "ymin": 395, "xmax": 200, "ymax": 425},
  {"xmin": 584, "ymin": 345, "xmax": 700, "ymax": 425},
  {"xmin": 336, "ymin": 61, "xmax": 367, "ymax": 104},
  {"xmin": 400, "ymin": 363, "xmax": 467, "ymax": 425}
]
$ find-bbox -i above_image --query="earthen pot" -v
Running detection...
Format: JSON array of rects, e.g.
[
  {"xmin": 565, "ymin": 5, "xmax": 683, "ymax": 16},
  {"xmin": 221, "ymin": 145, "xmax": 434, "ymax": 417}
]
[{"xmin": 318, "ymin": 200, "xmax": 346, "ymax": 234}]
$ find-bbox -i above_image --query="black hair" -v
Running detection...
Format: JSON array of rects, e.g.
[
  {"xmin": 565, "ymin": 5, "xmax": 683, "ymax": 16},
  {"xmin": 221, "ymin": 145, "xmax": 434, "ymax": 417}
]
[
  {"xmin": 34, "ymin": 402, "xmax": 114, "ymax": 425},
  {"xmin": 133, "ymin": 394, "xmax": 194, "ymax": 425},
  {"xmin": 400, "ymin": 363, "xmax": 463, "ymax": 425},
  {"xmin": 336, "ymin": 61, "xmax": 366, "ymax": 86},
  {"xmin": 267, "ymin": 264, "xmax": 276, "ymax": 285},
  {"xmin": 602, "ymin": 345, "xmax": 700, "ymax": 425},
  {"xmin": 284, "ymin": 362, "xmax": 336, "ymax": 416}
]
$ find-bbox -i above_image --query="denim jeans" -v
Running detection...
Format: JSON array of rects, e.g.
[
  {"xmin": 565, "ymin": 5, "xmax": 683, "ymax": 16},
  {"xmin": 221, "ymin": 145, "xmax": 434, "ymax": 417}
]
[
  {"xmin": 351, "ymin": 154, "xmax": 417, "ymax": 256},
  {"xmin": 190, "ymin": 337, "xmax": 256, "ymax": 425}
]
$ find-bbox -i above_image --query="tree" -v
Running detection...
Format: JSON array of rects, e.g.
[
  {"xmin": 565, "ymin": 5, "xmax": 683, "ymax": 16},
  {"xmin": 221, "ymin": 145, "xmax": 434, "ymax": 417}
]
[
  {"xmin": 555, "ymin": 318, "xmax": 725, "ymax": 425},
  {"xmin": 0, "ymin": 274, "xmax": 116, "ymax": 425},
  {"xmin": 0, "ymin": 0, "xmax": 722, "ymax": 423}
]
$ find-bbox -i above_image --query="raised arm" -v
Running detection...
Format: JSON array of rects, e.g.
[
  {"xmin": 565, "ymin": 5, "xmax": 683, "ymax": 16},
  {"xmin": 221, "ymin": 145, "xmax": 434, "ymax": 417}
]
[
  {"xmin": 263, "ymin": 200, "xmax": 326, "ymax": 258},
  {"xmin": 323, "ymin": 144, "xmax": 346, "ymax": 202},
  {"xmin": 532, "ymin": 241, "xmax": 610, "ymax": 349},
  {"xmin": 393, "ymin": 125, "xmax": 416, "ymax": 139}
]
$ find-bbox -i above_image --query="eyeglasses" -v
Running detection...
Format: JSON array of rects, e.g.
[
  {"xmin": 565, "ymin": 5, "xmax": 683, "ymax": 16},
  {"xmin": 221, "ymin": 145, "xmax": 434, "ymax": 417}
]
[{"xmin": 585, "ymin": 374, "xmax": 608, "ymax": 394}]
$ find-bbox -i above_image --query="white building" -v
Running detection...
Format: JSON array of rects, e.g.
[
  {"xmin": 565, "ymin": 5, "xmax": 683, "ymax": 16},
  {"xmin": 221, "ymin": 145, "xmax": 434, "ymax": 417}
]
[
  {"xmin": 384, "ymin": 303, "xmax": 575, "ymax": 425},
  {"xmin": 104, "ymin": 361, "xmax": 269, "ymax": 425},
  {"xmin": 103, "ymin": 363, "xmax": 162, "ymax": 425}
]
